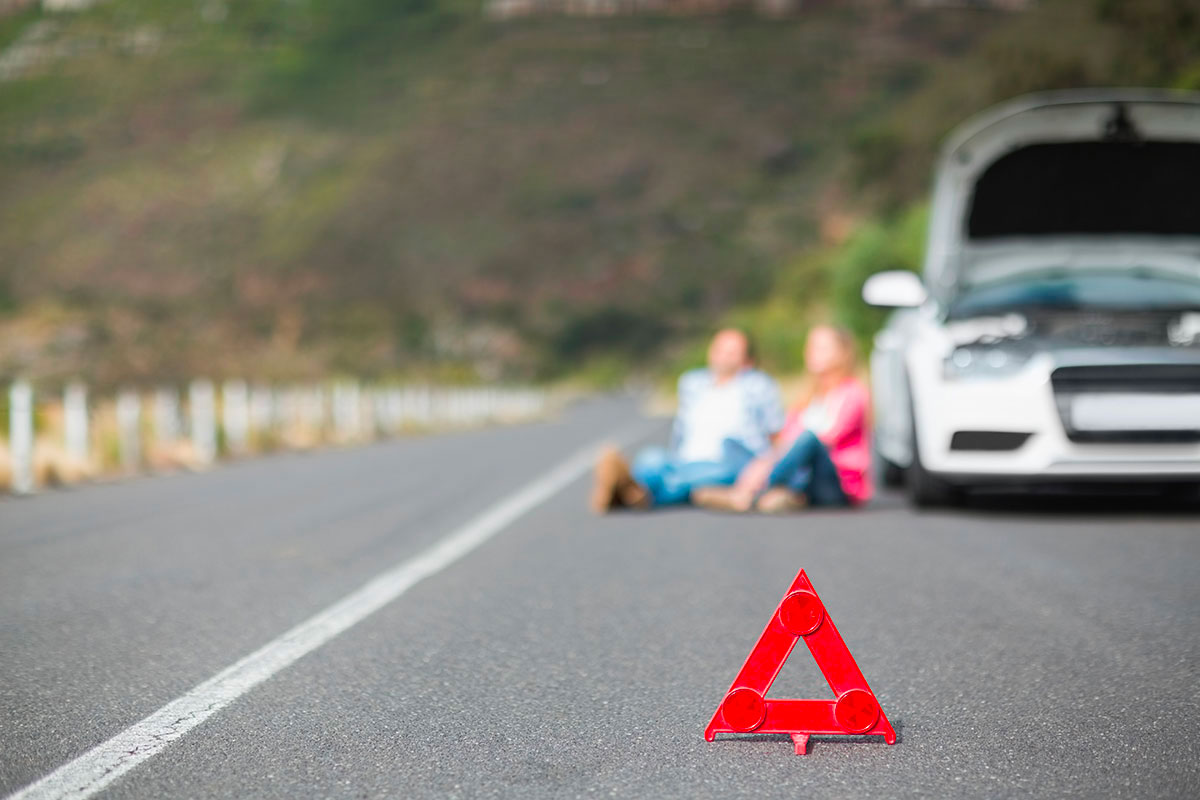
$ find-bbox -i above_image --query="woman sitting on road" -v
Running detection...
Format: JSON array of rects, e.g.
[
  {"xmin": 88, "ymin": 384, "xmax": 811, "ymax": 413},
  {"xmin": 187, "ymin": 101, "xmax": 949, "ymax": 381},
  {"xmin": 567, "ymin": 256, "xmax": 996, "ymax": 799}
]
[{"xmin": 692, "ymin": 324, "xmax": 872, "ymax": 513}]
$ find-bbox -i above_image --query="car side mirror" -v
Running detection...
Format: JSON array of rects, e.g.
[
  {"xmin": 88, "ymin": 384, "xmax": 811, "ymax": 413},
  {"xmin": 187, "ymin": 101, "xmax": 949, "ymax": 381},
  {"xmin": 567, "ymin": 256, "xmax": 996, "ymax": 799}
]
[{"xmin": 862, "ymin": 270, "xmax": 927, "ymax": 308}]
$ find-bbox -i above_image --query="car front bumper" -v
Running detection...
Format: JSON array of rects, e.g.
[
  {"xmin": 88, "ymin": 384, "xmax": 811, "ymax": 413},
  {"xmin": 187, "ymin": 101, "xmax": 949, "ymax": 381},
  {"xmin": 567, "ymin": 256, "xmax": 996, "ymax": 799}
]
[{"xmin": 909, "ymin": 354, "xmax": 1200, "ymax": 482}]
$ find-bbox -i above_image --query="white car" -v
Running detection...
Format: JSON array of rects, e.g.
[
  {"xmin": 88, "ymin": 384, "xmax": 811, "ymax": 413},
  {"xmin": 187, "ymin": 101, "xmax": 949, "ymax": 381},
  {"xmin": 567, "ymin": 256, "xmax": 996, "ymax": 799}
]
[{"xmin": 863, "ymin": 89, "xmax": 1200, "ymax": 506}]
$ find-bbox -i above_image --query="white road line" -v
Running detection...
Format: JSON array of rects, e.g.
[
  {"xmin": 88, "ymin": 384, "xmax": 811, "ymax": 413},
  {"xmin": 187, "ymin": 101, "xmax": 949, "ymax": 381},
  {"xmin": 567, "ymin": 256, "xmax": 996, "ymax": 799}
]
[{"xmin": 8, "ymin": 425, "xmax": 650, "ymax": 800}]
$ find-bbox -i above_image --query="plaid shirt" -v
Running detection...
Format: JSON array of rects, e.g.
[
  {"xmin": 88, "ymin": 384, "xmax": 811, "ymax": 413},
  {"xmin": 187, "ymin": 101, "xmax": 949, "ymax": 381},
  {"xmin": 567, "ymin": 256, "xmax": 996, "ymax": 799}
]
[{"xmin": 671, "ymin": 368, "xmax": 785, "ymax": 460}]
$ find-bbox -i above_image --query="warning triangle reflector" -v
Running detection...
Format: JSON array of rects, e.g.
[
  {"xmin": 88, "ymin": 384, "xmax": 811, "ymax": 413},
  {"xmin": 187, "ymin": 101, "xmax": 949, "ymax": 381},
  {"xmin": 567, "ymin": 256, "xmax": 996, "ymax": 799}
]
[{"xmin": 705, "ymin": 569, "xmax": 896, "ymax": 755}]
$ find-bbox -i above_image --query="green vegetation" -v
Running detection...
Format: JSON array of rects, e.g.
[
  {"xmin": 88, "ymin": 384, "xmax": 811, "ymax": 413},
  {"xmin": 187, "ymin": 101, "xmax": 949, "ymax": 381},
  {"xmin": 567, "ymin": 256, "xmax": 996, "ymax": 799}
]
[
  {"xmin": 0, "ymin": 1, "xmax": 1197, "ymax": 389},
  {"xmin": 673, "ymin": 204, "xmax": 926, "ymax": 379}
]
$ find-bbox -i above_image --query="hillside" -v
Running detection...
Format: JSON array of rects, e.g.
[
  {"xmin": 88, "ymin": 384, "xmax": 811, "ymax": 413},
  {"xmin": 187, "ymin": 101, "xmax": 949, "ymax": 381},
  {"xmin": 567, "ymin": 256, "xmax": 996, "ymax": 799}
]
[{"xmin": 1, "ymin": 1, "xmax": 1196, "ymax": 388}]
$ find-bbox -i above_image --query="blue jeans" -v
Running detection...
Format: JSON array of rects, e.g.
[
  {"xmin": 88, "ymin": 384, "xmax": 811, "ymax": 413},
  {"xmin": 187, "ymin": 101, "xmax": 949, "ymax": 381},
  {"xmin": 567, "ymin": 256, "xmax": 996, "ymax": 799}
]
[
  {"xmin": 632, "ymin": 440, "xmax": 753, "ymax": 507},
  {"xmin": 767, "ymin": 430, "xmax": 848, "ymax": 507}
]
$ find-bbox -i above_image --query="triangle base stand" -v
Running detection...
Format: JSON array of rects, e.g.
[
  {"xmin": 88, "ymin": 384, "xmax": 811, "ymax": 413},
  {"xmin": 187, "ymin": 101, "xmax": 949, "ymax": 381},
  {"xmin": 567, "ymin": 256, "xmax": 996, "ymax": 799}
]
[{"xmin": 704, "ymin": 569, "xmax": 897, "ymax": 756}]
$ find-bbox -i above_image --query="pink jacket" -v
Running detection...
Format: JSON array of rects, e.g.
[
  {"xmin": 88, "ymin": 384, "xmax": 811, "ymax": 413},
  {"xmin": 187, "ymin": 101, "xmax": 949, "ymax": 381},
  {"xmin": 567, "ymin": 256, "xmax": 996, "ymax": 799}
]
[{"xmin": 776, "ymin": 377, "xmax": 873, "ymax": 505}]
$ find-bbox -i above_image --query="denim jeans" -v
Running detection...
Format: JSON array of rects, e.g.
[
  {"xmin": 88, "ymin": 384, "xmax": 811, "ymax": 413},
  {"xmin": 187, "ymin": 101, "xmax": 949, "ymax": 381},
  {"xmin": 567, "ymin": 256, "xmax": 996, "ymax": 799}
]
[
  {"xmin": 631, "ymin": 440, "xmax": 753, "ymax": 507},
  {"xmin": 767, "ymin": 430, "xmax": 848, "ymax": 507}
]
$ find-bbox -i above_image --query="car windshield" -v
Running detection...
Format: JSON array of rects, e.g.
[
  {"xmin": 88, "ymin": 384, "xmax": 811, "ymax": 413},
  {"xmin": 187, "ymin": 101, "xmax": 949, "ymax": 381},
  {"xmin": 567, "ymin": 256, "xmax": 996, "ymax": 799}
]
[{"xmin": 948, "ymin": 269, "xmax": 1200, "ymax": 318}]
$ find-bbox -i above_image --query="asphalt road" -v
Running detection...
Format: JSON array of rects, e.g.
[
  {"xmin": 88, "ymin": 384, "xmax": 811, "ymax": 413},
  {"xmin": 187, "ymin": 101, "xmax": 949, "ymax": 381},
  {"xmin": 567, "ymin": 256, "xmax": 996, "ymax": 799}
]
[{"xmin": 2, "ymin": 396, "xmax": 1198, "ymax": 799}]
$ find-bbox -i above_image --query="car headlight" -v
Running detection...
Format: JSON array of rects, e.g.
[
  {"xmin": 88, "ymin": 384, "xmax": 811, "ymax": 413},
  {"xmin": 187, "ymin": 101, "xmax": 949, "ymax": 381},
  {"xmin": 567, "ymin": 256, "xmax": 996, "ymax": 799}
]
[{"xmin": 943, "ymin": 345, "xmax": 1032, "ymax": 380}]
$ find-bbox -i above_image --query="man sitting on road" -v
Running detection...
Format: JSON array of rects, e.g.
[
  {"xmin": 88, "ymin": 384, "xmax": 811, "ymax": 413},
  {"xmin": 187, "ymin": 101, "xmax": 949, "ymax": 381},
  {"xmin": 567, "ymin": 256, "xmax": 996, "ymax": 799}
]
[{"xmin": 590, "ymin": 328, "xmax": 785, "ymax": 512}]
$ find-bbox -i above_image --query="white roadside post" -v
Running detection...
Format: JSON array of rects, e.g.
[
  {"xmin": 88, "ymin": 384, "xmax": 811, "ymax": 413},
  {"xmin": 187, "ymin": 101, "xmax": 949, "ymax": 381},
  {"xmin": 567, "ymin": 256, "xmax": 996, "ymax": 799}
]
[
  {"xmin": 189, "ymin": 379, "xmax": 217, "ymax": 466},
  {"xmin": 486, "ymin": 387, "xmax": 498, "ymax": 421},
  {"xmin": 473, "ymin": 389, "xmax": 484, "ymax": 422},
  {"xmin": 116, "ymin": 390, "xmax": 142, "ymax": 472},
  {"xmin": 361, "ymin": 387, "xmax": 377, "ymax": 440},
  {"xmin": 154, "ymin": 387, "xmax": 182, "ymax": 444},
  {"xmin": 9, "ymin": 379, "xmax": 35, "ymax": 495},
  {"xmin": 64, "ymin": 381, "xmax": 89, "ymax": 465},
  {"xmin": 222, "ymin": 379, "xmax": 249, "ymax": 455},
  {"xmin": 460, "ymin": 389, "xmax": 472, "ymax": 424},
  {"xmin": 388, "ymin": 387, "xmax": 404, "ymax": 433},
  {"xmin": 433, "ymin": 387, "xmax": 447, "ymax": 426},
  {"xmin": 332, "ymin": 381, "xmax": 362, "ymax": 442},
  {"xmin": 453, "ymin": 389, "xmax": 466, "ymax": 424}
]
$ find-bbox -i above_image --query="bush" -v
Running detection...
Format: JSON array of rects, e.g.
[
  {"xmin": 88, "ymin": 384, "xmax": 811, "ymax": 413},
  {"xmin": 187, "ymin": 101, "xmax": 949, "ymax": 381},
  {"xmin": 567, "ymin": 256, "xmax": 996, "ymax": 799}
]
[{"xmin": 826, "ymin": 205, "xmax": 927, "ymax": 351}]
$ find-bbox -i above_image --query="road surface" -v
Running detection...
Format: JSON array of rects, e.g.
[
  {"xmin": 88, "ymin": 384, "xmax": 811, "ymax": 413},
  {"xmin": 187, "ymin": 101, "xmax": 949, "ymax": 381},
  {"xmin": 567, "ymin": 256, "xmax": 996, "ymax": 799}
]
[{"xmin": 2, "ymin": 397, "xmax": 1198, "ymax": 798}]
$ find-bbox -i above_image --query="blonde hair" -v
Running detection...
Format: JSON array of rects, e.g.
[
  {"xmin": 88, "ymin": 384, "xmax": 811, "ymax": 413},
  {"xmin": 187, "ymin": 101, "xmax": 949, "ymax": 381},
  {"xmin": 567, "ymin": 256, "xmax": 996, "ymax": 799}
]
[
  {"xmin": 792, "ymin": 324, "xmax": 859, "ymax": 410},
  {"xmin": 816, "ymin": 324, "xmax": 857, "ymax": 373}
]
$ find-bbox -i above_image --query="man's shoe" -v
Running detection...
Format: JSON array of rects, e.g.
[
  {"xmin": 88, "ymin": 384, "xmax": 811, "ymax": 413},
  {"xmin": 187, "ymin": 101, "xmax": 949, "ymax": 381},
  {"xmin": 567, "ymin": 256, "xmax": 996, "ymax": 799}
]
[
  {"xmin": 755, "ymin": 487, "xmax": 807, "ymax": 514},
  {"xmin": 591, "ymin": 446, "xmax": 640, "ymax": 513},
  {"xmin": 618, "ymin": 481, "xmax": 651, "ymax": 510}
]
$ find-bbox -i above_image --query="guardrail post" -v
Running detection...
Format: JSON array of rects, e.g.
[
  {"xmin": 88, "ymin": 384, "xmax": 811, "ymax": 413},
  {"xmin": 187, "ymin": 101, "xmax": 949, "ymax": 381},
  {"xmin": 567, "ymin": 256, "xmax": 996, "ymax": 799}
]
[
  {"xmin": 189, "ymin": 379, "xmax": 217, "ymax": 465},
  {"xmin": 9, "ymin": 379, "xmax": 34, "ymax": 495},
  {"xmin": 154, "ymin": 387, "xmax": 181, "ymax": 443},
  {"xmin": 332, "ymin": 381, "xmax": 362, "ymax": 442},
  {"xmin": 64, "ymin": 381, "xmax": 89, "ymax": 464},
  {"xmin": 222, "ymin": 379, "xmax": 249, "ymax": 455},
  {"xmin": 307, "ymin": 386, "xmax": 326, "ymax": 435}
]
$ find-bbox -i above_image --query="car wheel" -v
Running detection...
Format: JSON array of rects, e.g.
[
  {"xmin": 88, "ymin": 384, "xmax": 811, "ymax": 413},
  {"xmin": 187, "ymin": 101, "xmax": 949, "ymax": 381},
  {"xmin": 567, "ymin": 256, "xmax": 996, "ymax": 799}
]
[
  {"xmin": 907, "ymin": 451, "xmax": 961, "ymax": 508},
  {"xmin": 873, "ymin": 448, "xmax": 905, "ymax": 489}
]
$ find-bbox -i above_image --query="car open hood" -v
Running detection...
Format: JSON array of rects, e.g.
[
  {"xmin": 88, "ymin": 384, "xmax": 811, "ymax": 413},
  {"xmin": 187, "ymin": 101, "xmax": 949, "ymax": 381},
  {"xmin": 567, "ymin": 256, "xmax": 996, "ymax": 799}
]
[{"xmin": 923, "ymin": 89, "xmax": 1200, "ymax": 302}]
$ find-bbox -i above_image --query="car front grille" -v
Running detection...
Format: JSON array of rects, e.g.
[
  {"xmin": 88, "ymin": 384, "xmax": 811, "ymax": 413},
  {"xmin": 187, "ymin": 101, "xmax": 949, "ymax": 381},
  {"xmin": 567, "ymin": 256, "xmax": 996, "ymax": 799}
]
[
  {"xmin": 1051, "ymin": 364, "xmax": 1200, "ymax": 443},
  {"xmin": 1051, "ymin": 364, "xmax": 1200, "ymax": 394}
]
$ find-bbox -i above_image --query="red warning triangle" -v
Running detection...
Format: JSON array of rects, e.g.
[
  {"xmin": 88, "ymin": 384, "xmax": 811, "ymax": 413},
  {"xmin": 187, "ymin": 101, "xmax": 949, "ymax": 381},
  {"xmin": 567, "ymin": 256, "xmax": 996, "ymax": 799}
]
[{"xmin": 705, "ymin": 569, "xmax": 896, "ymax": 755}]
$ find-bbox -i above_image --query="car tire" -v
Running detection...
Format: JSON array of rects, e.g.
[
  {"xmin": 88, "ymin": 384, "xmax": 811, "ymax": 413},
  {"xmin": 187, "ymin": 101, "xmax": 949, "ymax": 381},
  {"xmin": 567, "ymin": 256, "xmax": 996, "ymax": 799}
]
[
  {"xmin": 873, "ymin": 449, "xmax": 905, "ymax": 489},
  {"xmin": 907, "ymin": 451, "xmax": 961, "ymax": 508}
]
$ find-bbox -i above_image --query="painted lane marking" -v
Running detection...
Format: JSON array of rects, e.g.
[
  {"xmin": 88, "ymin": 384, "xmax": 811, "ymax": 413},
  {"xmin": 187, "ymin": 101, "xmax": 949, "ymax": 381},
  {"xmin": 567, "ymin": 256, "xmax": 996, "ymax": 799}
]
[{"xmin": 8, "ymin": 425, "xmax": 650, "ymax": 800}]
